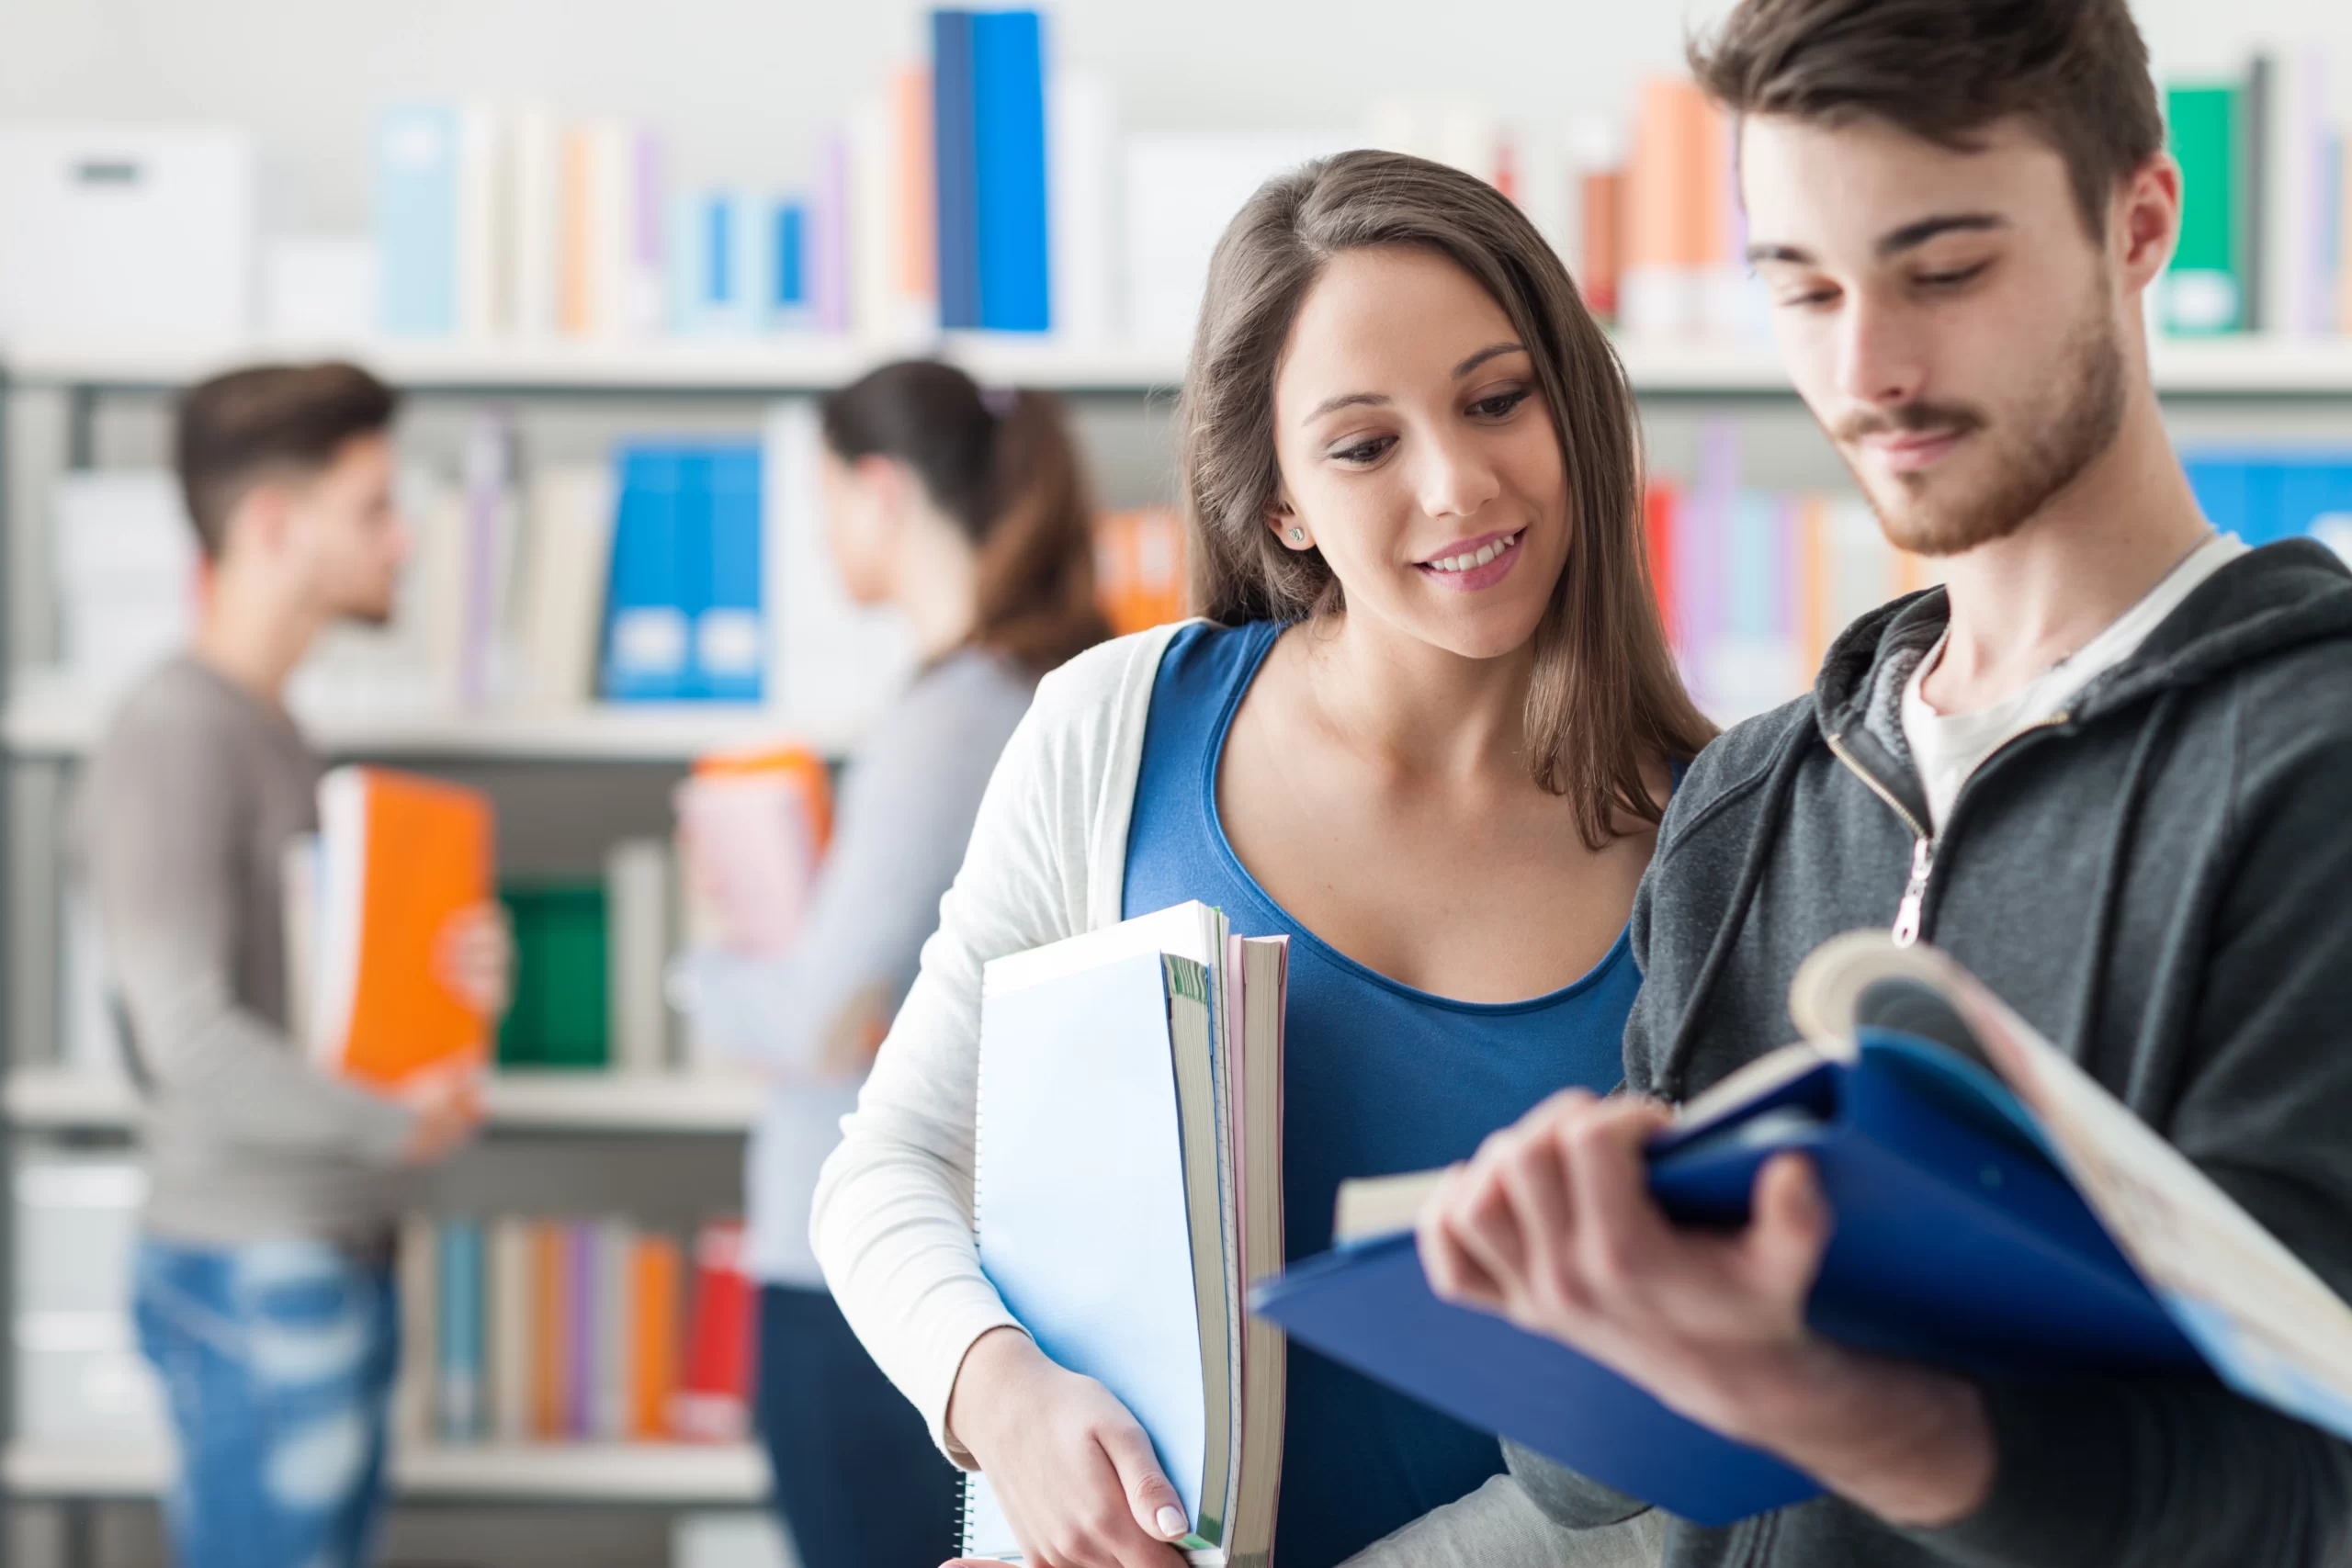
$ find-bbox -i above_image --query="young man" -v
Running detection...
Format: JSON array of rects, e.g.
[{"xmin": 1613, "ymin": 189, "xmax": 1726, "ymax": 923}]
[
  {"xmin": 83, "ymin": 363, "xmax": 507, "ymax": 1568},
  {"xmin": 1417, "ymin": 2, "xmax": 2352, "ymax": 1565}
]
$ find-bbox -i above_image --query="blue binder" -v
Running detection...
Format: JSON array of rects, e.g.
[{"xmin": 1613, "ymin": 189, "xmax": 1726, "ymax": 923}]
[
  {"xmin": 696, "ymin": 445, "xmax": 764, "ymax": 702},
  {"xmin": 971, "ymin": 9, "xmax": 1051, "ymax": 333},
  {"xmin": 601, "ymin": 446, "xmax": 689, "ymax": 701},
  {"xmin": 1252, "ymin": 1029, "xmax": 2205, "ymax": 1527},
  {"xmin": 379, "ymin": 105, "xmax": 458, "ymax": 336},
  {"xmin": 932, "ymin": 11, "xmax": 981, "ymax": 331}
]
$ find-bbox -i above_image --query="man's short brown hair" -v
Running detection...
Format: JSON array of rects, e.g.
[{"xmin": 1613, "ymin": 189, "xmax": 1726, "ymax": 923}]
[
  {"xmin": 1689, "ymin": 0, "xmax": 2166, "ymax": 238},
  {"xmin": 175, "ymin": 362, "xmax": 398, "ymax": 558}
]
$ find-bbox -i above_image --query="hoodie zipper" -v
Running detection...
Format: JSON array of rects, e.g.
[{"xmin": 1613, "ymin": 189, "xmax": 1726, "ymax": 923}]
[{"xmin": 1825, "ymin": 715, "xmax": 2071, "ymax": 949}]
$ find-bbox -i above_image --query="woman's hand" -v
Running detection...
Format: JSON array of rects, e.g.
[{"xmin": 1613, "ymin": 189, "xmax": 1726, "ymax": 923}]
[
  {"xmin": 944, "ymin": 1326, "xmax": 1193, "ymax": 1568},
  {"xmin": 396, "ymin": 1058, "xmax": 484, "ymax": 1165}
]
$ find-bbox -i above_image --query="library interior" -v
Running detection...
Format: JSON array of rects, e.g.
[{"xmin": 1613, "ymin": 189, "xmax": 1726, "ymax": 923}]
[{"xmin": 6, "ymin": 0, "xmax": 2352, "ymax": 1566}]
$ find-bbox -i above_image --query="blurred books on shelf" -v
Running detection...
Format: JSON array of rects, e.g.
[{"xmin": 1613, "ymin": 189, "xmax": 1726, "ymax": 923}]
[
  {"xmin": 395, "ymin": 1212, "xmax": 751, "ymax": 1448},
  {"xmin": 1651, "ymin": 422, "xmax": 1943, "ymax": 724},
  {"xmin": 2156, "ymin": 46, "xmax": 2352, "ymax": 338},
  {"xmin": 1093, "ymin": 506, "xmax": 1189, "ymax": 636}
]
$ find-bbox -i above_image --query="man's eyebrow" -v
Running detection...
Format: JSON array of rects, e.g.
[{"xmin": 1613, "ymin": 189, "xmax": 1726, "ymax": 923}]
[
  {"xmin": 1746, "ymin": 213, "xmax": 2009, "ymax": 268},
  {"xmin": 1876, "ymin": 211, "xmax": 2007, "ymax": 258}
]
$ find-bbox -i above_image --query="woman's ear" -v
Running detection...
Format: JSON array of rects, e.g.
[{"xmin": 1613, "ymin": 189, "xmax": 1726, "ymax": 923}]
[{"xmin": 1264, "ymin": 493, "xmax": 1312, "ymax": 552}]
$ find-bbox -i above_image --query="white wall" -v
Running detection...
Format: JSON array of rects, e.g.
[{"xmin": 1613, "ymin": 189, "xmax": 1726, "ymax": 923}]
[{"xmin": 7, "ymin": 0, "xmax": 2352, "ymax": 239}]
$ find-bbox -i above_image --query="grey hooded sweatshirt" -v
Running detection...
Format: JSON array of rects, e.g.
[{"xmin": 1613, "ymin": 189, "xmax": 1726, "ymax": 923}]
[{"xmin": 1508, "ymin": 538, "xmax": 2352, "ymax": 1567}]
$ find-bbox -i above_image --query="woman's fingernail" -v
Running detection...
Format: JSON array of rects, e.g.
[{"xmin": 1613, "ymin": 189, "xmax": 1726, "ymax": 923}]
[{"xmin": 1156, "ymin": 1505, "xmax": 1189, "ymax": 1538}]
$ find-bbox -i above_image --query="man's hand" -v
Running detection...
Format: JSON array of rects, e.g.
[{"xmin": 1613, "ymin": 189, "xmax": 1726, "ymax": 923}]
[
  {"xmin": 397, "ymin": 1058, "xmax": 484, "ymax": 1165},
  {"xmin": 1416, "ymin": 1089, "xmax": 1996, "ymax": 1528},
  {"xmin": 436, "ymin": 902, "xmax": 514, "ymax": 1021}
]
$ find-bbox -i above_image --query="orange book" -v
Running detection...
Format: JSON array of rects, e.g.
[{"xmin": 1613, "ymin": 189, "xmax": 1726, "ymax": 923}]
[
  {"xmin": 1623, "ymin": 77, "xmax": 1712, "ymax": 335},
  {"xmin": 676, "ymin": 748, "xmax": 835, "ymax": 955},
  {"xmin": 894, "ymin": 66, "xmax": 937, "ymax": 304},
  {"xmin": 308, "ymin": 767, "xmax": 492, "ymax": 1089},
  {"xmin": 560, "ymin": 128, "xmax": 594, "ymax": 337},
  {"xmin": 1578, "ymin": 166, "xmax": 1623, "ymax": 321},
  {"xmin": 1793, "ymin": 494, "xmax": 1832, "ymax": 675},
  {"xmin": 1094, "ymin": 508, "xmax": 1189, "ymax": 636},
  {"xmin": 530, "ymin": 1222, "xmax": 567, "ymax": 1439},
  {"xmin": 631, "ymin": 1235, "xmax": 684, "ymax": 1440}
]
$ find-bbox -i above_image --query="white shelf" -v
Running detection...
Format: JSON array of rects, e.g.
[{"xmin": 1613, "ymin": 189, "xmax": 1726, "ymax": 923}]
[
  {"xmin": 12, "ymin": 333, "xmax": 2352, "ymax": 397},
  {"xmin": 3, "ymin": 675, "xmax": 859, "ymax": 761},
  {"xmin": 3, "ymin": 1439, "xmax": 766, "ymax": 1503},
  {"xmin": 0, "ymin": 333, "xmax": 1186, "ymax": 394},
  {"xmin": 5, "ymin": 1067, "xmax": 760, "ymax": 1134}
]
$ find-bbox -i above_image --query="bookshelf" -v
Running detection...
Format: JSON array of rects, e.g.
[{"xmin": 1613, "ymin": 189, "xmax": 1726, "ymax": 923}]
[
  {"xmin": 17, "ymin": 333, "xmax": 2352, "ymax": 400},
  {"xmin": 3, "ymin": 1439, "xmax": 766, "ymax": 1504},
  {"xmin": 6, "ymin": 325, "xmax": 2352, "ymax": 1566},
  {"xmin": 1, "ymin": 671, "xmax": 864, "ymax": 763},
  {"xmin": 4, "ymin": 1066, "xmax": 763, "ymax": 1134}
]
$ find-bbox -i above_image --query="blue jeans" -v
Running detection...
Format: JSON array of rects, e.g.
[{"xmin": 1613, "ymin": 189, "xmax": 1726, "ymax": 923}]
[{"xmin": 132, "ymin": 1236, "xmax": 399, "ymax": 1568}]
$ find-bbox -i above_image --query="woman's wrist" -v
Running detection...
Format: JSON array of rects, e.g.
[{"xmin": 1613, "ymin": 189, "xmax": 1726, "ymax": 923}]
[{"xmin": 946, "ymin": 1325, "xmax": 1040, "ymax": 1459}]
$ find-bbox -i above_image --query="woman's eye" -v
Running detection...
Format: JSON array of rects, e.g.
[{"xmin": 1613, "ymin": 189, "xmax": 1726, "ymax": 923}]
[
  {"xmin": 1468, "ymin": 388, "xmax": 1532, "ymax": 419},
  {"xmin": 1330, "ymin": 435, "xmax": 1396, "ymax": 465}
]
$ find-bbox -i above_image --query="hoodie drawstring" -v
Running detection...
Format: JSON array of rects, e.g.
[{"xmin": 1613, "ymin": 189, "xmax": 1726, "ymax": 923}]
[
  {"xmin": 1654, "ymin": 723, "xmax": 1815, "ymax": 1102},
  {"xmin": 2059, "ymin": 690, "xmax": 2181, "ymax": 1056}
]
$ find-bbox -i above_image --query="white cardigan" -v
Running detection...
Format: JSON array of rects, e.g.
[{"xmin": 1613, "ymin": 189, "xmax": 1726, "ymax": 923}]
[{"xmin": 810, "ymin": 622, "xmax": 1189, "ymax": 1461}]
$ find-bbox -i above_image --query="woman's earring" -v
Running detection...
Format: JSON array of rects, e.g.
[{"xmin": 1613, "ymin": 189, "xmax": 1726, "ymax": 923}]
[{"xmin": 1288, "ymin": 527, "xmax": 1306, "ymax": 545}]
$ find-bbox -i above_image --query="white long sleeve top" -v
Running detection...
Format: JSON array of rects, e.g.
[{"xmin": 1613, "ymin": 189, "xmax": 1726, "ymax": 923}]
[{"xmin": 809, "ymin": 621, "xmax": 1189, "ymax": 1461}]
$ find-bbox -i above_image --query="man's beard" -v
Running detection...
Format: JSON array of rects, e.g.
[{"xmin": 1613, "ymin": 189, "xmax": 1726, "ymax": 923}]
[{"xmin": 1832, "ymin": 299, "xmax": 2128, "ymax": 559}]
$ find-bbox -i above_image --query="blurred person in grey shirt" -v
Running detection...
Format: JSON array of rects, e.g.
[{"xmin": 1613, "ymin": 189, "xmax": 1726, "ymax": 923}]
[{"xmin": 80, "ymin": 363, "xmax": 509, "ymax": 1568}]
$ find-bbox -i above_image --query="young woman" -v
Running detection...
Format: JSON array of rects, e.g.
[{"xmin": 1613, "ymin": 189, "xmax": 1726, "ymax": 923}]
[
  {"xmin": 673, "ymin": 359, "xmax": 1110, "ymax": 1568},
  {"xmin": 811, "ymin": 152, "xmax": 1713, "ymax": 1568}
]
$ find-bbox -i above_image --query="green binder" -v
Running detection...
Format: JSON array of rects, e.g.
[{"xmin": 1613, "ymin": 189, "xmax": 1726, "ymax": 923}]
[
  {"xmin": 2164, "ymin": 83, "xmax": 2245, "ymax": 334},
  {"xmin": 497, "ymin": 882, "xmax": 610, "ymax": 1069}
]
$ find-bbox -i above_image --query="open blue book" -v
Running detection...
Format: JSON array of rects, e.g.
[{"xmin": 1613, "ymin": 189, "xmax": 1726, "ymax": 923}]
[{"xmin": 1252, "ymin": 931, "xmax": 2352, "ymax": 1527}]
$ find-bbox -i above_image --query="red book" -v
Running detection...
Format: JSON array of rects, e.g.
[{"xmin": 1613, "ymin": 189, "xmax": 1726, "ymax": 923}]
[
  {"xmin": 1645, "ymin": 479, "xmax": 1681, "ymax": 650},
  {"xmin": 673, "ymin": 1220, "xmax": 752, "ymax": 1442}
]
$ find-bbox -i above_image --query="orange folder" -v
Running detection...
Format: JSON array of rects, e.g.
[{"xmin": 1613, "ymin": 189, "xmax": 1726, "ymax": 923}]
[
  {"xmin": 309, "ymin": 766, "xmax": 492, "ymax": 1089},
  {"xmin": 631, "ymin": 1235, "xmax": 684, "ymax": 1440}
]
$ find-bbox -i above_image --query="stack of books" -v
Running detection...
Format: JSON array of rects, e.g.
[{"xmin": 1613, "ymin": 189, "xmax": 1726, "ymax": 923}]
[
  {"xmin": 962, "ymin": 903, "xmax": 1289, "ymax": 1566},
  {"xmin": 396, "ymin": 1213, "xmax": 754, "ymax": 1447}
]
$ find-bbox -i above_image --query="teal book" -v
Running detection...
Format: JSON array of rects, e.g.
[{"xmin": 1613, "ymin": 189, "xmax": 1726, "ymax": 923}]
[{"xmin": 2163, "ymin": 83, "xmax": 2246, "ymax": 333}]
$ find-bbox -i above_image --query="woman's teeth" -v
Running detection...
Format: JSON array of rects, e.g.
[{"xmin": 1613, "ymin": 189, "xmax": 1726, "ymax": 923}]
[{"xmin": 1425, "ymin": 530, "xmax": 1521, "ymax": 573}]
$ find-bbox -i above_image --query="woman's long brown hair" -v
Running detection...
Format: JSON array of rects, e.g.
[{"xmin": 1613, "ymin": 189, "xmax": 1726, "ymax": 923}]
[
  {"xmin": 821, "ymin": 360, "xmax": 1112, "ymax": 673},
  {"xmin": 1181, "ymin": 150, "xmax": 1715, "ymax": 848}
]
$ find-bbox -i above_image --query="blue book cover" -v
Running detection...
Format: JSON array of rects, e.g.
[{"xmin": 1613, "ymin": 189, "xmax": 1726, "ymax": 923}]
[
  {"xmin": 971, "ymin": 9, "xmax": 1052, "ymax": 333},
  {"xmin": 770, "ymin": 198, "xmax": 809, "ymax": 323},
  {"xmin": 695, "ymin": 445, "xmax": 764, "ymax": 703},
  {"xmin": 671, "ymin": 191, "xmax": 759, "ymax": 335},
  {"xmin": 1254, "ymin": 1027, "xmax": 2203, "ymax": 1527},
  {"xmin": 379, "ymin": 105, "xmax": 458, "ymax": 336},
  {"xmin": 933, "ymin": 10, "xmax": 982, "ymax": 330},
  {"xmin": 601, "ymin": 446, "xmax": 690, "ymax": 701},
  {"xmin": 435, "ymin": 1218, "xmax": 484, "ymax": 1442}
]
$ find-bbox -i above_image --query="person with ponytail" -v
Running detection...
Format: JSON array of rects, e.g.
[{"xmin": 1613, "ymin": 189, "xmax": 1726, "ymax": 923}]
[
  {"xmin": 673, "ymin": 359, "xmax": 1110, "ymax": 1568},
  {"xmin": 813, "ymin": 152, "xmax": 1710, "ymax": 1568}
]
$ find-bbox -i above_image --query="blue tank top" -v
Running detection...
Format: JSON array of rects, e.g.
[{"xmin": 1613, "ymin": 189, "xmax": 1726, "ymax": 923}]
[{"xmin": 1122, "ymin": 620, "xmax": 1646, "ymax": 1568}]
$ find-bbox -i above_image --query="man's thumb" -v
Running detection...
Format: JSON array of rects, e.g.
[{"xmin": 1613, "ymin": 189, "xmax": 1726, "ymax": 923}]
[{"xmin": 1100, "ymin": 1420, "xmax": 1190, "ymax": 1541}]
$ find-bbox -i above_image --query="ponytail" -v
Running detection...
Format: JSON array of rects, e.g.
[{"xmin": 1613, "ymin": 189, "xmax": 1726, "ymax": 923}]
[{"xmin": 820, "ymin": 361, "xmax": 1112, "ymax": 674}]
